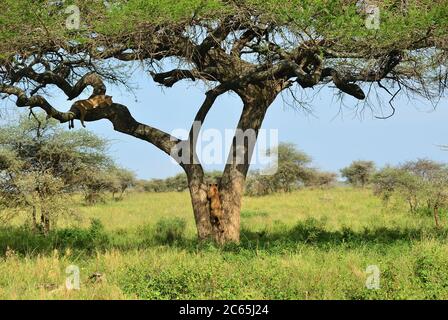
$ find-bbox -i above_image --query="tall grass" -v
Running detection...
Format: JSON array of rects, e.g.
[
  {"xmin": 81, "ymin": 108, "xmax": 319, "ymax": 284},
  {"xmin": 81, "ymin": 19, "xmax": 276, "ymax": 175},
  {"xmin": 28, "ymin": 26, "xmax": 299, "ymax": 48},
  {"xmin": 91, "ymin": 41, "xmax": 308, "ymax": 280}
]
[{"xmin": 0, "ymin": 188, "xmax": 447, "ymax": 299}]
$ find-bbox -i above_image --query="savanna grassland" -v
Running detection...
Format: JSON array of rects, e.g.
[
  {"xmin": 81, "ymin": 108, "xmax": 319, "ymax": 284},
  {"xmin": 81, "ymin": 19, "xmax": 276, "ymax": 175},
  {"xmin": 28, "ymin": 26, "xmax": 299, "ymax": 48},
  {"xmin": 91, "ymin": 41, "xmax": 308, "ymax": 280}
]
[{"xmin": 1, "ymin": 187, "xmax": 448, "ymax": 300}]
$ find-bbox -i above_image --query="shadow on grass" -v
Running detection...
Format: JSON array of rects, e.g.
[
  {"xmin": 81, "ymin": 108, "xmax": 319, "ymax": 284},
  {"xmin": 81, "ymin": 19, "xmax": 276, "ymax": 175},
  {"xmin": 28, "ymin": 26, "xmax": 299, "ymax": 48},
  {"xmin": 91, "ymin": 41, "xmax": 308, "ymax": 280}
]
[
  {"xmin": 0, "ymin": 218, "xmax": 110, "ymax": 256},
  {"xmin": 240, "ymin": 223, "xmax": 444, "ymax": 249},
  {"xmin": 1, "ymin": 218, "xmax": 446, "ymax": 257}
]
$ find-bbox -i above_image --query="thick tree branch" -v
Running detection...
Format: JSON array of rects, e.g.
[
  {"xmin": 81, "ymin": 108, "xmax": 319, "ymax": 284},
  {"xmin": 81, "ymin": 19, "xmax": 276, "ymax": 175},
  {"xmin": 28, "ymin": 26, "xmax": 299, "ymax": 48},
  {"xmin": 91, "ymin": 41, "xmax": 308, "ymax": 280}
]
[
  {"xmin": 188, "ymin": 85, "xmax": 229, "ymax": 141},
  {"xmin": 0, "ymin": 85, "xmax": 180, "ymax": 161},
  {"xmin": 321, "ymin": 68, "xmax": 366, "ymax": 100},
  {"xmin": 197, "ymin": 18, "xmax": 237, "ymax": 58},
  {"xmin": 11, "ymin": 68, "xmax": 106, "ymax": 100},
  {"xmin": 0, "ymin": 84, "xmax": 74, "ymax": 122},
  {"xmin": 231, "ymin": 28, "xmax": 265, "ymax": 56},
  {"xmin": 151, "ymin": 69, "xmax": 217, "ymax": 87},
  {"xmin": 94, "ymin": 103, "xmax": 180, "ymax": 157}
]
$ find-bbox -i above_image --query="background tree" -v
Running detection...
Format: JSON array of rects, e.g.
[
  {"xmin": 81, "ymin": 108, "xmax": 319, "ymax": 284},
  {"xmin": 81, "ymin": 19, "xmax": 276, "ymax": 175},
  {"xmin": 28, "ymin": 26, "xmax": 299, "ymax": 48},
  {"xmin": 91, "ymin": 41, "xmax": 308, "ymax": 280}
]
[
  {"xmin": 107, "ymin": 166, "xmax": 137, "ymax": 200},
  {"xmin": 135, "ymin": 171, "xmax": 222, "ymax": 193},
  {"xmin": 0, "ymin": 0, "xmax": 447, "ymax": 243},
  {"xmin": 403, "ymin": 159, "xmax": 448, "ymax": 228},
  {"xmin": 421, "ymin": 168, "xmax": 448, "ymax": 228},
  {"xmin": 269, "ymin": 143, "xmax": 312, "ymax": 192},
  {"xmin": 245, "ymin": 171, "xmax": 275, "ymax": 196},
  {"xmin": 245, "ymin": 143, "xmax": 336, "ymax": 195},
  {"xmin": 372, "ymin": 160, "xmax": 448, "ymax": 227},
  {"xmin": 82, "ymin": 169, "xmax": 114, "ymax": 205},
  {"xmin": 401, "ymin": 159, "xmax": 445, "ymax": 182},
  {"xmin": 0, "ymin": 113, "xmax": 112, "ymax": 233},
  {"xmin": 341, "ymin": 160, "xmax": 376, "ymax": 187},
  {"xmin": 371, "ymin": 166, "xmax": 421, "ymax": 210},
  {"xmin": 303, "ymin": 170, "xmax": 338, "ymax": 189}
]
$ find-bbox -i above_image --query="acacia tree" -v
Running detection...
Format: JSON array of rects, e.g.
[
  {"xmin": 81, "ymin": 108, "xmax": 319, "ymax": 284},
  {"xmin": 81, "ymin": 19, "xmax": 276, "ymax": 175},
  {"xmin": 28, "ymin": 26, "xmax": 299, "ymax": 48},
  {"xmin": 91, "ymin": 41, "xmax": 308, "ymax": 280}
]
[
  {"xmin": 372, "ymin": 161, "xmax": 448, "ymax": 228},
  {"xmin": 341, "ymin": 160, "xmax": 376, "ymax": 187},
  {"xmin": 0, "ymin": 0, "xmax": 447, "ymax": 243},
  {"xmin": 0, "ymin": 114, "xmax": 111, "ymax": 233},
  {"xmin": 246, "ymin": 143, "xmax": 316, "ymax": 194}
]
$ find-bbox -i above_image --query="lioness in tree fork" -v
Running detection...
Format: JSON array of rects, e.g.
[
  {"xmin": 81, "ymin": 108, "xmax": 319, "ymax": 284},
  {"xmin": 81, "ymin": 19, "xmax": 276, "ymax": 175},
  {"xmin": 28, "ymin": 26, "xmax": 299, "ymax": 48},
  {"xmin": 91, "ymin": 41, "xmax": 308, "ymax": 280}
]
[{"xmin": 68, "ymin": 95, "xmax": 113, "ymax": 129}]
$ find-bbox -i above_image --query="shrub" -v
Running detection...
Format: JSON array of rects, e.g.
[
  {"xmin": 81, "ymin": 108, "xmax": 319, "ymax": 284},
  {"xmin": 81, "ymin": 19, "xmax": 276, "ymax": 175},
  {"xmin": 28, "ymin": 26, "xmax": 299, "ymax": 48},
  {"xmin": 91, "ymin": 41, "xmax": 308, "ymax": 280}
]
[
  {"xmin": 55, "ymin": 218, "xmax": 109, "ymax": 250},
  {"xmin": 303, "ymin": 169, "xmax": 338, "ymax": 188},
  {"xmin": 154, "ymin": 217, "xmax": 187, "ymax": 244},
  {"xmin": 372, "ymin": 160, "xmax": 448, "ymax": 227}
]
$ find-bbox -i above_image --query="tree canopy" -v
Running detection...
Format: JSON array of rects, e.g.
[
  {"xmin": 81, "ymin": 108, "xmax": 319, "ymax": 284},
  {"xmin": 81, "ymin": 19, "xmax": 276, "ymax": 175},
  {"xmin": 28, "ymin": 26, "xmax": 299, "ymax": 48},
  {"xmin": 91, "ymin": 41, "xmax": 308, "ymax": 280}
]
[
  {"xmin": 372, "ymin": 159, "xmax": 448, "ymax": 227},
  {"xmin": 341, "ymin": 160, "xmax": 376, "ymax": 187},
  {"xmin": 1, "ymin": 0, "xmax": 447, "ymax": 109}
]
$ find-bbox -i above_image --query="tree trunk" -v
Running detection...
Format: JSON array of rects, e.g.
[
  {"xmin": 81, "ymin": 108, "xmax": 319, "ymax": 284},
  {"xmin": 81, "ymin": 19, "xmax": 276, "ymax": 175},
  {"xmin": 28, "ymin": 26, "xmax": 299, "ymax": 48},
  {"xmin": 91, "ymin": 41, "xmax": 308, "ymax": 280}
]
[
  {"xmin": 186, "ymin": 165, "xmax": 213, "ymax": 240},
  {"xmin": 40, "ymin": 210, "xmax": 50, "ymax": 235},
  {"xmin": 119, "ymin": 188, "xmax": 126, "ymax": 200},
  {"xmin": 185, "ymin": 83, "xmax": 281, "ymax": 244},
  {"xmin": 31, "ymin": 205, "xmax": 38, "ymax": 232},
  {"xmin": 434, "ymin": 205, "xmax": 441, "ymax": 228},
  {"xmin": 218, "ymin": 171, "xmax": 245, "ymax": 243},
  {"xmin": 213, "ymin": 84, "xmax": 279, "ymax": 244},
  {"xmin": 187, "ymin": 170, "xmax": 245, "ymax": 244}
]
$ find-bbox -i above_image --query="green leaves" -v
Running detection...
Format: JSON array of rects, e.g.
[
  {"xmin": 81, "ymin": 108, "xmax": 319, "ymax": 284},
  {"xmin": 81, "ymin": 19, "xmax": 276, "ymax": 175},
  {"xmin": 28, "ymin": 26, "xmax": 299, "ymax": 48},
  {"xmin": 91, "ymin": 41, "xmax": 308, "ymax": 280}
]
[
  {"xmin": 0, "ymin": 112, "xmax": 119, "ymax": 231},
  {"xmin": 341, "ymin": 161, "xmax": 376, "ymax": 188},
  {"xmin": 1, "ymin": 0, "xmax": 446, "ymax": 51}
]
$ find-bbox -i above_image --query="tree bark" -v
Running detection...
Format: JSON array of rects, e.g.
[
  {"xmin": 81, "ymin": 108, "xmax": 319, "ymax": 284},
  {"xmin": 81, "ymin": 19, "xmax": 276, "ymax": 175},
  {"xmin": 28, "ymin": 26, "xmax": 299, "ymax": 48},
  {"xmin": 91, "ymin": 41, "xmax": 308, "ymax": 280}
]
[
  {"xmin": 40, "ymin": 210, "xmax": 50, "ymax": 235},
  {"xmin": 184, "ymin": 83, "xmax": 280, "ymax": 244},
  {"xmin": 185, "ymin": 164, "xmax": 213, "ymax": 240},
  {"xmin": 218, "ymin": 171, "xmax": 245, "ymax": 243},
  {"xmin": 186, "ymin": 165, "xmax": 246, "ymax": 244},
  {"xmin": 212, "ymin": 84, "xmax": 280, "ymax": 243},
  {"xmin": 434, "ymin": 205, "xmax": 441, "ymax": 228},
  {"xmin": 31, "ymin": 206, "xmax": 38, "ymax": 232}
]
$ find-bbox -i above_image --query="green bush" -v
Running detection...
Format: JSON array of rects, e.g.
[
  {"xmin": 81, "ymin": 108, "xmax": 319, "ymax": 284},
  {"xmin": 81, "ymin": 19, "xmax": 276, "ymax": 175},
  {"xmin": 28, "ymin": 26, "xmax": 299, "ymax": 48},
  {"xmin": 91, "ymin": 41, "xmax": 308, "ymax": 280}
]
[
  {"xmin": 55, "ymin": 218, "xmax": 109, "ymax": 250},
  {"xmin": 372, "ymin": 160, "xmax": 448, "ymax": 227},
  {"xmin": 414, "ymin": 251, "xmax": 448, "ymax": 299},
  {"xmin": 154, "ymin": 217, "xmax": 187, "ymax": 244}
]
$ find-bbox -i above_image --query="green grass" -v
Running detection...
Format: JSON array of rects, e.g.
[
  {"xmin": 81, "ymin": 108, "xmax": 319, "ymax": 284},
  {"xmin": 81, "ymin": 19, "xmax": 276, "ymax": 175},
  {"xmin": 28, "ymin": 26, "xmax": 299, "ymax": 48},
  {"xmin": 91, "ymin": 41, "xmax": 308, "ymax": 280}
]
[{"xmin": 1, "ymin": 187, "xmax": 448, "ymax": 299}]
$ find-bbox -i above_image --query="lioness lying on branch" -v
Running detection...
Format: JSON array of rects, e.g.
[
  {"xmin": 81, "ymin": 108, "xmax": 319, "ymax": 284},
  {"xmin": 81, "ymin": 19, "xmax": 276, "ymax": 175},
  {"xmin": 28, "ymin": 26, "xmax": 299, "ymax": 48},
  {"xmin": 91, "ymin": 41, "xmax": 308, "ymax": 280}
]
[{"xmin": 69, "ymin": 95, "xmax": 113, "ymax": 129}]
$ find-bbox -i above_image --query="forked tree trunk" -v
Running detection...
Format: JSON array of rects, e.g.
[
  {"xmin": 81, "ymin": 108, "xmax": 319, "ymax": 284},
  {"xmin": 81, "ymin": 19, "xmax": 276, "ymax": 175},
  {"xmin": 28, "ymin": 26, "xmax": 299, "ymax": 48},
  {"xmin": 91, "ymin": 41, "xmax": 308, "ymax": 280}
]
[
  {"xmin": 186, "ymin": 83, "xmax": 280, "ymax": 244},
  {"xmin": 187, "ymin": 170, "xmax": 246, "ymax": 243}
]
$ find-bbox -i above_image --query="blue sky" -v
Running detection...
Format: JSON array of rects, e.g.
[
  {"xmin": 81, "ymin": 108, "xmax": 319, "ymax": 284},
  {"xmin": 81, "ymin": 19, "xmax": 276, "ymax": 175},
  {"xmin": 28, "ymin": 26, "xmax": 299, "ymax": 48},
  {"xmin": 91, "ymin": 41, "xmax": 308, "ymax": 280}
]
[{"xmin": 5, "ymin": 68, "xmax": 448, "ymax": 179}]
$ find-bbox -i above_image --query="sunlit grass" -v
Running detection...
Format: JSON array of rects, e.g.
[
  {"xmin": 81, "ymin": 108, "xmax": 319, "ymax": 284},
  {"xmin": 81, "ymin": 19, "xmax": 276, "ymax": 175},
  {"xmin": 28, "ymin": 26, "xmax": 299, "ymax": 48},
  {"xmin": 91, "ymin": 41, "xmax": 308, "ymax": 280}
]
[{"xmin": 1, "ymin": 187, "xmax": 447, "ymax": 300}]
